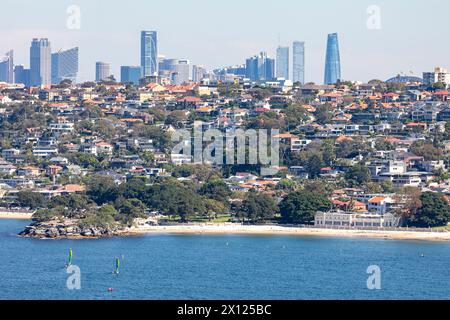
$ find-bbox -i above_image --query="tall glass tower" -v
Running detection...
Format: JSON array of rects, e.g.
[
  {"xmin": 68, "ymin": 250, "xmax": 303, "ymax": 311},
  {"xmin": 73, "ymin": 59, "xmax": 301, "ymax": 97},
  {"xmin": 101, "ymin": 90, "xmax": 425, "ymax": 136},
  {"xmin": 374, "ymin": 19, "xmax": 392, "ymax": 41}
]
[
  {"xmin": 0, "ymin": 50, "xmax": 14, "ymax": 83},
  {"xmin": 95, "ymin": 61, "xmax": 111, "ymax": 81},
  {"xmin": 324, "ymin": 33, "xmax": 341, "ymax": 85},
  {"xmin": 292, "ymin": 41, "xmax": 305, "ymax": 84},
  {"xmin": 51, "ymin": 47, "xmax": 79, "ymax": 84},
  {"xmin": 121, "ymin": 66, "xmax": 142, "ymax": 85},
  {"xmin": 30, "ymin": 38, "xmax": 51, "ymax": 86},
  {"xmin": 245, "ymin": 52, "xmax": 274, "ymax": 81},
  {"xmin": 276, "ymin": 46, "xmax": 289, "ymax": 79},
  {"xmin": 141, "ymin": 31, "xmax": 158, "ymax": 77}
]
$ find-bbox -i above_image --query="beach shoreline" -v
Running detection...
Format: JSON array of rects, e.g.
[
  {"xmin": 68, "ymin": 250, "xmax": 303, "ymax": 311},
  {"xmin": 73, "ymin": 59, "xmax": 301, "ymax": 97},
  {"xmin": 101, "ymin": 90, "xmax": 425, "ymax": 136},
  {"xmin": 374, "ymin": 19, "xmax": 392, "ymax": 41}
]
[
  {"xmin": 122, "ymin": 223, "xmax": 450, "ymax": 242},
  {"xmin": 0, "ymin": 212, "xmax": 33, "ymax": 220},
  {"xmin": 5, "ymin": 216, "xmax": 450, "ymax": 241}
]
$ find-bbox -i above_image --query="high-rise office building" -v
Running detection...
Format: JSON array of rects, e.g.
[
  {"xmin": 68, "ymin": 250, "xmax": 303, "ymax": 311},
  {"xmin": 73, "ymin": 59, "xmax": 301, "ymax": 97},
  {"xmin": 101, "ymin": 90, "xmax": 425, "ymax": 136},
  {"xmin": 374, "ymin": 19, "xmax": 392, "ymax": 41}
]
[
  {"xmin": 276, "ymin": 46, "xmax": 289, "ymax": 79},
  {"xmin": 292, "ymin": 41, "xmax": 305, "ymax": 84},
  {"xmin": 30, "ymin": 38, "xmax": 51, "ymax": 86},
  {"xmin": 0, "ymin": 50, "xmax": 14, "ymax": 83},
  {"xmin": 192, "ymin": 65, "xmax": 207, "ymax": 82},
  {"xmin": 324, "ymin": 33, "xmax": 341, "ymax": 85},
  {"xmin": 14, "ymin": 65, "xmax": 30, "ymax": 87},
  {"xmin": 160, "ymin": 58, "xmax": 190, "ymax": 84},
  {"xmin": 246, "ymin": 52, "xmax": 275, "ymax": 81},
  {"xmin": 121, "ymin": 66, "xmax": 142, "ymax": 85},
  {"xmin": 141, "ymin": 31, "xmax": 158, "ymax": 77},
  {"xmin": 95, "ymin": 62, "xmax": 111, "ymax": 82},
  {"xmin": 51, "ymin": 47, "xmax": 79, "ymax": 84},
  {"xmin": 214, "ymin": 65, "xmax": 247, "ymax": 78},
  {"xmin": 423, "ymin": 67, "xmax": 450, "ymax": 86}
]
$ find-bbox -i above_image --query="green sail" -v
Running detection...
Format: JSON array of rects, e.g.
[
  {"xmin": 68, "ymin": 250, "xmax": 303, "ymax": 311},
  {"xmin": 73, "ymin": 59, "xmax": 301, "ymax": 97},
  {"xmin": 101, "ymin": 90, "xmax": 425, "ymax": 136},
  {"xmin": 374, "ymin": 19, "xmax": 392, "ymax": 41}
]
[
  {"xmin": 115, "ymin": 257, "xmax": 120, "ymax": 273},
  {"xmin": 68, "ymin": 248, "xmax": 73, "ymax": 265}
]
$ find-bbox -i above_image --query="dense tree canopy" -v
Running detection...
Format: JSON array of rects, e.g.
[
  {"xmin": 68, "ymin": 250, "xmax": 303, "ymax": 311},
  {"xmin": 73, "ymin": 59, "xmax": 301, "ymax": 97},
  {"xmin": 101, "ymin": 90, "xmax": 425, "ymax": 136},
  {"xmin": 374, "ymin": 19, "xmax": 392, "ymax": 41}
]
[
  {"xmin": 237, "ymin": 191, "xmax": 279, "ymax": 222},
  {"xmin": 279, "ymin": 191, "xmax": 331, "ymax": 224},
  {"xmin": 409, "ymin": 192, "xmax": 450, "ymax": 227}
]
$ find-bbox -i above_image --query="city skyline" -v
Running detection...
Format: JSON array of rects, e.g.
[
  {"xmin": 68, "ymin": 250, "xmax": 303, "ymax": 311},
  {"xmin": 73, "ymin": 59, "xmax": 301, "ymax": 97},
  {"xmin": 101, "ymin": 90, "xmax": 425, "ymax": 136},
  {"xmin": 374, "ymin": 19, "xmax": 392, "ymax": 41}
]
[{"xmin": 1, "ymin": 0, "xmax": 448, "ymax": 83}]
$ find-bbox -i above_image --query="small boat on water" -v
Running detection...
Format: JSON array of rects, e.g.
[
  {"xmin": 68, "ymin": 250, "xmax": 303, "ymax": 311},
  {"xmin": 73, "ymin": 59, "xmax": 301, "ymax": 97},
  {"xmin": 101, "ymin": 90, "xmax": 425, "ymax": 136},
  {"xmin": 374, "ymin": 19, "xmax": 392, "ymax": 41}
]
[
  {"xmin": 65, "ymin": 248, "xmax": 73, "ymax": 268},
  {"xmin": 113, "ymin": 257, "xmax": 120, "ymax": 275}
]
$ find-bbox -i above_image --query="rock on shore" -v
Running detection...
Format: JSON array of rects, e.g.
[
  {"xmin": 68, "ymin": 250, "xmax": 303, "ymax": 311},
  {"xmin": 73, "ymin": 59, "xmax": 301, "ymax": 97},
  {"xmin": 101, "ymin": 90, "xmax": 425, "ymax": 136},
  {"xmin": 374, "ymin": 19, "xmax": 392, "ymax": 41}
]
[{"xmin": 19, "ymin": 221, "xmax": 122, "ymax": 239}]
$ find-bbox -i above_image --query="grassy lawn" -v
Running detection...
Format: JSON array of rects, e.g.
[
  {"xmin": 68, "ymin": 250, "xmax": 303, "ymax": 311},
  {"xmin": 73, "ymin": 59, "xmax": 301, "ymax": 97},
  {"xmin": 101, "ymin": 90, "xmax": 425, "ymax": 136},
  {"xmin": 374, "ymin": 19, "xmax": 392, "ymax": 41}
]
[
  {"xmin": 433, "ymin": 225, "xmax": 450, "ymax": 231},
  {"xmin": 159, "ymin": 214, "xmax": 232, "ymax": 224}
]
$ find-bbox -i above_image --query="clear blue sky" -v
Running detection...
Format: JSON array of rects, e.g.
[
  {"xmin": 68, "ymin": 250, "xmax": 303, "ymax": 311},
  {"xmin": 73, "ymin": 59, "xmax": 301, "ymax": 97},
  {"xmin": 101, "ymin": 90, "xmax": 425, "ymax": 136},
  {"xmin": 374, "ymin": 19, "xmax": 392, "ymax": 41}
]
[{"xmin": 1, "ymin": 0, "xmax": 449, "ymax": 83}]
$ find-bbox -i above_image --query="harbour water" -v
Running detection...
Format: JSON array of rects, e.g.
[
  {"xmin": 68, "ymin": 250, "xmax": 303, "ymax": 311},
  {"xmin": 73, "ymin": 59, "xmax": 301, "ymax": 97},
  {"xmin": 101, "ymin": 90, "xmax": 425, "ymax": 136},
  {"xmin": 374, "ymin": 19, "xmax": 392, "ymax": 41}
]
[{"xmin": 1, "ymin": 219, "xmax": 449, "ymax": 300}]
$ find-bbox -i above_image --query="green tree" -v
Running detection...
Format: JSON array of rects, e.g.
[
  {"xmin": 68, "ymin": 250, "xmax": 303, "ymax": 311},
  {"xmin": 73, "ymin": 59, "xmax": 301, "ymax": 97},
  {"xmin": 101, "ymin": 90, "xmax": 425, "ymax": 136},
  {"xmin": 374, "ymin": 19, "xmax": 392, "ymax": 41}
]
[
  {"xmin": 118, "ymin": 177, "xmax": 148, "ymax": 201},
  {"xmin": 115, "ymin": 198, "xmax": 147, "ymax": 225},
  {"xmin": 279, "ymin": 190, "xmax": 331, "ymax": 224},
  {"xmin": 86, "ymin": 175, "xmax": 119, "ymax": 205},
  {"xmin": 165, "ymin": 110, "xmax": 188, "ymax": 128},
  {"xmin": 314, "ymin": 105, "xmax": 333, "ymax": 125},
  {"xmin": 17, "ymin": 191, "xmax": 45, "ymax": 209},
  {"xmin": 283, "ymin": 104, "xmax": 308, "ymax": 130},
  {"xmin": 69, "ymin": 152, "xmax": 100, "ymax": 168},
  {"xmin": 411, "ymin": 141, "xmax": 443, "ymax": 161},
  {"xmin": 199, "ymin": 179, "xmax": 232, "ymax": 205},
  {"xmin": 345, "ymin": 164, "xmax": 371, "ymax": 185},
  {"xmin": 433, "ymin": 82, "xmax": 446, "ymax": 90},
  {"xmin": 146, "ymin": 180, "xmax": 205, "ymax": 221},
  {"xmin": 237, "ymin": 191, "xmax": 278, "ymax": 222},
  {"xmin": 409, "ymin": 192, "xmax": 450, "ymax": 227},
  {"xmin": 305, "ymin": 154, "xmax": 325, "ymax": 178}
]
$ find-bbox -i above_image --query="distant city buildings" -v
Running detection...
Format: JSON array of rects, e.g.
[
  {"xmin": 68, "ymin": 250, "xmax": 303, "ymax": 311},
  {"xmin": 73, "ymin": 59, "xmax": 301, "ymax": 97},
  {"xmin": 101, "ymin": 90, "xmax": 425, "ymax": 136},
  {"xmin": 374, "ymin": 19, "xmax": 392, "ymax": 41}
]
[
  {"xmin": 95, "ymin": 61, "xmax": 111, "ymax": 81},
  {"xmin": 192, "ymin": 65, "xmax": 207, "ymax": 82},
  {"xmin": 10, "ymin": 31, "xmax": 448, "ymax": 90},
  {"xmin": 159, "ymin": 58, "xmax": 190, "ymax": 84},
  {"xmin": 276, "ymin": 46, "xmax": 289, "ymax": 79},
  {"xmin": 141, "ymin": 31, "xmax": 158, "ymax": 77},
  {"xmin": 51, "ymin": 47, "xmax": 79, "ymax": 84},
  {"xmin": 30, "ymin": 38, "xmax": 51, "ymax": 86},
  {"xmin": 14, "ymin": 65, "xmax": 30, "ymax": 86},
  {"xmin": 292, "ymin": 41, "xmax": 305, "ymax": 84},
  {"xmin": 0, "ymin": 50, "xmax": 14, "ymax": 83},
  {"xmin": 246, "ymin": 52, "xmax": 275, "ymax": 82},
  {"xmin": 324, "ymin": 33, "xmax": 341, "ymax": 85},
  {"xmin": 423, "ymin": 67, "xmax": 450, "ymax": 86},
  {"xmin": 121, "ymin": 66, "xmax": 142, "ymax": 85}
]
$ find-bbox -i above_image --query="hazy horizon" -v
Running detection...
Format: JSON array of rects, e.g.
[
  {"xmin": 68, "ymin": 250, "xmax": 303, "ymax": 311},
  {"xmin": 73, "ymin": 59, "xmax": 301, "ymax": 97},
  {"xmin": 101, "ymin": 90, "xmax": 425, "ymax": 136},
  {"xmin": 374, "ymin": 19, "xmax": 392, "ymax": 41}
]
[{"xmin": 1, "ymin": 0, "xmax": 449, "ymax": 83}]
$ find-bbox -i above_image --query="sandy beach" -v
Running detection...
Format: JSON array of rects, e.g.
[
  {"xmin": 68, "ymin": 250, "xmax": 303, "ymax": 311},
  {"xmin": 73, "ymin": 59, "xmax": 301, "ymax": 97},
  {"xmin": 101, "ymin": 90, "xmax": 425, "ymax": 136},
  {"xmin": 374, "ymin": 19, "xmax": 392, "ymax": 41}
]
[
  {"xmin": 0, "ymin": 211, "xmax": 34, "ymax": 220},
  {"xmin": 123, "ymin": 223, "xmax": 450, "ymax": 242}
]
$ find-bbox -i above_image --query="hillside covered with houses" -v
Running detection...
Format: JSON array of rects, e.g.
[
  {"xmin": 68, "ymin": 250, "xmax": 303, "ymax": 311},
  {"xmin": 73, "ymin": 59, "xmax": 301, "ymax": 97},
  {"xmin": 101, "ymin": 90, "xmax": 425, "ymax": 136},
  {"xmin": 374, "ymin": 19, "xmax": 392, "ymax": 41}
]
[{"xmin": 1, "ymin": 77, "xmax": 450, "ymax": 237}]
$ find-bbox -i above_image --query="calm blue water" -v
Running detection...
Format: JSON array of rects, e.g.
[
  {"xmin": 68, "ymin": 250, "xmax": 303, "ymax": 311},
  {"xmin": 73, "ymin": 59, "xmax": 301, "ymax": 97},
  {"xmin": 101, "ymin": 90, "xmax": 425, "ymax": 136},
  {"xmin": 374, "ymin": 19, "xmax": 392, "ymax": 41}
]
[{"xmin": 0, "ymin": 219, "xmax": 449, "ymax": 300}]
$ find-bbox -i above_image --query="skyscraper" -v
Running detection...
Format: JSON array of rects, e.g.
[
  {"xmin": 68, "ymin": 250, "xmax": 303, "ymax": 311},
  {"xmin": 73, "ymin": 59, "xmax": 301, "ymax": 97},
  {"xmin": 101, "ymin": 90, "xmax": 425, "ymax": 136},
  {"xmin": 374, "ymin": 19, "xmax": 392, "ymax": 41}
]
[
  {"xmin": 324, "ymin": 33, "xmax": 341, "ymax": 85},
  {"xmin": 30, "ymin": 38, "xmax": 51, "ymax": 86},
  {"xmin": 0, "ymin": 50, "xmax": 14, "ymax": 83},
  {"xmin": 14, "ymin": 65, "xmax": 30, "ymax": 87},
  {"xmin": 292, "ymin": 41, "xmax": 305, "ymax": 84},
  {"xmin": 121, "ymin": 66, "xmax": 142, "ymax": 85},
  {"xmin": 192, "ymin": 65, "xmax": 207, "ymax": 82},
  {"xmin": 159, "ymin": 58, "xmax": 190, "ymax": 84},
  {"xmin": 95, "ymin": 61, "xmax": 111, "ymax": 81},
  {"xmin": 51, "ymin": 47, "xmax": 79, "ymax": 84},
  {"xmin": 245, "ymin": 52, "xmax": 275, "ymax": 81},
  {"xmin": 276, "ymin": 46, "xmax": 289, "ymax": 79},
  {"xmin": 141, "ymin": 31, "xmax": 158, "ymax": 77}
]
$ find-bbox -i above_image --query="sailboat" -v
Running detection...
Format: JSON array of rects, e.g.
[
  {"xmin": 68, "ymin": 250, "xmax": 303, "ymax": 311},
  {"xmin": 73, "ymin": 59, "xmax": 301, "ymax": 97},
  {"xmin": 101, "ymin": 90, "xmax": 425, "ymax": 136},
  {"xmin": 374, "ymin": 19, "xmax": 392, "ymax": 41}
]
[
  {"xmin": 113, "ymin": 257, "xmax": 120, "ymax": 275},
  {"xmin": 65, "ymin": 248, "xmax": 73, "ymax": 268}
]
